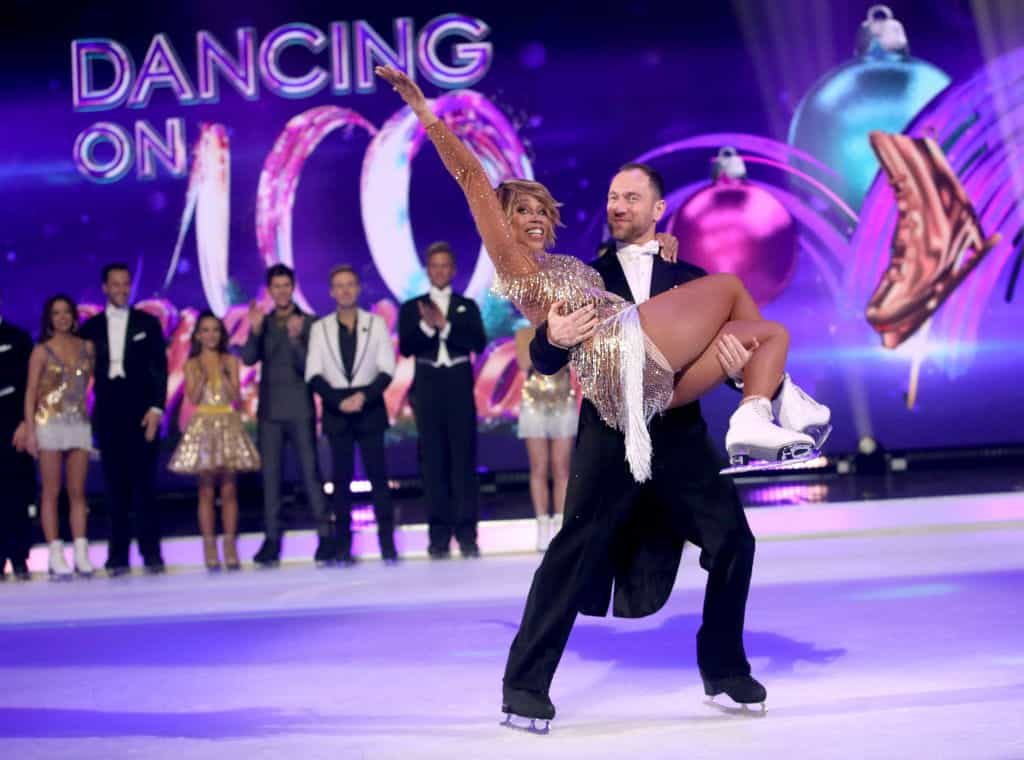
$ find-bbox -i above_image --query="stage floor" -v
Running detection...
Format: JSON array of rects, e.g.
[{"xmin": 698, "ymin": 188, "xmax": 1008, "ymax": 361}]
[{"xmin": 2, "ymin": 496, "xmax": 1023, "ymax": 759}]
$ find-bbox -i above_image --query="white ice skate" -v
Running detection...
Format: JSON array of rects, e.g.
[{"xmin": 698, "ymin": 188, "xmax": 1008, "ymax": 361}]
[
  {"xmin": 535, "ymin": 516, "xmax": 551, "ymax": 552},
  {"xmin": 73, "ymin": 537, "xmax": 94, "ymax": 578},
  {"xmin": 48, "ymin": 540, "xmax": 73, "ymax": 581},
  {"xmin": 722, "ymin": 398, "xmax": 817, "ymax": 475},
  {"xmin": 774, "ymin": 374, "xmax": 832, "ymax": 450}
]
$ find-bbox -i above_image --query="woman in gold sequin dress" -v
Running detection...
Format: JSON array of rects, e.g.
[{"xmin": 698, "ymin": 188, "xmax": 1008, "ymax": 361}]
[
  {"xmin": 377, "ymin": 65, "xmax": 830, "ymax": 482},
  {"xmin": 514, "ymin": 325, "xmax": 576, "ymax": 551},
  {"xmin": 21, "ymin": 295, "xmax": 95, "ymax": 580},
  {"xmin": 169, "ymin": 312, "xmax": 260, "ymax": 570}
]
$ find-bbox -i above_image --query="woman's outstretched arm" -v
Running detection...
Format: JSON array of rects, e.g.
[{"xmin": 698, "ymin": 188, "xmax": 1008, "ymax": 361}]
[{"xmin": 376, "ymin": 65, "xmax": 537, "ymax": 278}]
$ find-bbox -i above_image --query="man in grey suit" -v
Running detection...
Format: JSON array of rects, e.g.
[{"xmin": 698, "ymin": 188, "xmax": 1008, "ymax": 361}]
[{"xmin": 242, "ymin": 264, "xmax": 331, "ymax": 566}]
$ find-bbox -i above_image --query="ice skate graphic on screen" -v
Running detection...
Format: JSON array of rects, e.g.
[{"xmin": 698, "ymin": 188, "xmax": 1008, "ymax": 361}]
[{"xmin": 865, "ymin": 131, "xmax": 1000, "ymax": 348}]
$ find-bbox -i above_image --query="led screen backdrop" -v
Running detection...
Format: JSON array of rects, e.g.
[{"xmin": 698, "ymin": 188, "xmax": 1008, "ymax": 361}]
[{"xmin": 3, "ymin": 1, "xmax": 1023, "ymax": 474}]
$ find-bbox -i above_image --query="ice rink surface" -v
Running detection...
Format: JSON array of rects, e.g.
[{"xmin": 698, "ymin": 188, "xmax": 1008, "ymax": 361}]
[{"xmin": 2, "ymin": 494, "xmax": 1023, "ymax": 759}]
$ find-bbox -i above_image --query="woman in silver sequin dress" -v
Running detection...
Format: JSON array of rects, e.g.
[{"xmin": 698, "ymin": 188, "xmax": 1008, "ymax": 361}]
[
  {"xmin": 168, "ymin": 312, "xmax": 260, "ymax": 571},
  {"xmin": 21, "ymin": 295, "xmax": 95, "ymax": 579},
  {"xmin": 377, "ymin": 65, "xmax": 830, "ymax": 482},
  {"xmin": 514, "ymin": 326, "xmax": 576, "ymax": 551}
]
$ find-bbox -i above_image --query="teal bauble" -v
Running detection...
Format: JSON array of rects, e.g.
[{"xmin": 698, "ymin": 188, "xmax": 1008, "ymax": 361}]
[{"xmin": 788, "ymin": 5, "xmax": 950, "ymax": 210}]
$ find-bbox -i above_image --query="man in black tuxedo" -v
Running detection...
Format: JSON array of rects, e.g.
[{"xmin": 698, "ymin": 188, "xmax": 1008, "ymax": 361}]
[
  {"xmin": 80, "ymin": 264, "xmax": 168, "ymax": 576},
  {"xmin": 398, "ymin": 242, "xmax": 487, "ymax": 558},
  {"xmin": 0, "ymin": 307, "xmax": 35, "ymax": 580},
  {"xmin": 502, "ymin": 164, "xmax": 765, "ymax": 723}
]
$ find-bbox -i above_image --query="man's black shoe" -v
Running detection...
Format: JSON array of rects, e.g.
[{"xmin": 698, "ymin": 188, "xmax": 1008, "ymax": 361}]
[
  {"xmin": 502, "ymin": 685, "xmax": 556, "ymax": 719},
  {"xmin": 459, "ymin": 543, "xmax": 481, "ymax": 559},
  {"xmin": 11, "ymin": 560, "xmax": 31, "ymax": 581},
  {"xmin": 702, "ymin": 673, "xmax": 767, "ymax": 706},
  {"xmin": 105, "ymin": 562, "xmax": 130, "ymax": 578},
  {"xmin": 313, "ymin": 536, "xmax": 337, "ymax": 567},
  {"xmin": 427, "ymin": 547, "xmax": 450, "ymax": 560},
  {"xmin": 143, "ymin": 560, "xmax": 166, "ymax": 575},
  {"xmin": 253, "ymin": 537, "xmax": 281, "ymax": 567},
  {"xmin": 336, "ymin": 552, "xmax": 358, "ymax": 567}
]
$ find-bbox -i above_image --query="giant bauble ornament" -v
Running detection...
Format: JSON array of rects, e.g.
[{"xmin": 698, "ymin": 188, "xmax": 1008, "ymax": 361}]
[
  {"xmin": 788, "ymin": 5, "xmax": 950, "ymax": 210},
  {"xmin": 667, "ymin": 147, "xmax": 798, "ymax": 305}
]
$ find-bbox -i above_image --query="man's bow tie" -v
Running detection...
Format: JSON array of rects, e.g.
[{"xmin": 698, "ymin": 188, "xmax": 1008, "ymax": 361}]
[{"xmin": 618, "ymin": 241, "xmax": 660, "ymax": 258}]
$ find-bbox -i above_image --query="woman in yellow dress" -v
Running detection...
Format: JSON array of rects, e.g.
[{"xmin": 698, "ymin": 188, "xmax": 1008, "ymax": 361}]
[
  {"xmin": 376, "ymin": 65, "xmax": 829, "ymax": 482},
  {"xmin": 169, "ymin": 311, "xmax": 260, "ymax": 570},
  {"xmin": 514, "ymin": 326, "xmax": 576, "ymax": 551}
]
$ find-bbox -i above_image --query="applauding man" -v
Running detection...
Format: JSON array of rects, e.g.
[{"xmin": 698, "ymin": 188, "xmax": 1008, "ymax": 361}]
[{"xmin": 242, "ymin": 264, "xmax": 329, "ymax": 567}]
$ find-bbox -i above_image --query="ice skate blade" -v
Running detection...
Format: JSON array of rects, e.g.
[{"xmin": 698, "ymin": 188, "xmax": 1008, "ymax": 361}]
[
  {"xmin": 803, "ymin": 423, "xmax": 832, "ymax": 450},
  {"xmin": 720, "ymin": 449, "xmax": 822, "ymax": 476},
  {"xmin": 501, "ymin": 713, "xmax": 551, "ymax": 734},
  {"xmin": 48, "ymin": 572, "xmax": 72, "ymax": 583},
  {"xmin": 704, "ymin": 697, "xmax": 767, "ymax": 717}
]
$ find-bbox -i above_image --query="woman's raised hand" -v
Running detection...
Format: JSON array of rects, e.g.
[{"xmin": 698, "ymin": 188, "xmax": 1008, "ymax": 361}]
[{"xmin": 375, "ymin": 65, "xmax": 430, "ymax": 118}]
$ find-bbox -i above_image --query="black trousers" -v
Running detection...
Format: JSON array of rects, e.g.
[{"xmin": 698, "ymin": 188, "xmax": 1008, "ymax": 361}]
[
  {"xmin": 259, "ymin": 418, "xmax": 328, "ymax": 539},
  {"xmin": 328, "ymin": 427, "xmax": 395, "ymax": 556},
  {"xmin": 0, "ymin": 442, "xmax": 35, "ymax": 567},
  {"xmin": 412, "ymin": 362, "xmax": 478, "ymax": 550},
  {"xmin": 503, "ymin": 416, "xmax": 754, "ymax": 695},
  {"xmin": 97, "ymin": 395, "xmax": 162, "ymax": 566}
]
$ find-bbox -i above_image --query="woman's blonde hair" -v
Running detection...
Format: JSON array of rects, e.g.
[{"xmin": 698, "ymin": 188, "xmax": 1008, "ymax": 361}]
[{"xmin": 495, "ymin": 179, "xmax": 564, "ymax": 247}]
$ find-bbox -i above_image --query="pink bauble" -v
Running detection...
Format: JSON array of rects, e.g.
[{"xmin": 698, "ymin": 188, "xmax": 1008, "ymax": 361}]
[{"xmin": 667, "ymin": 178, "xmax": 798, "ymax": 305}]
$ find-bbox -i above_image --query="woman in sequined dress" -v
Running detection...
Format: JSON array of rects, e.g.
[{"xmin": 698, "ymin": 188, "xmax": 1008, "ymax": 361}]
[
  {"xmin": 377, "ymin": 65, "xmax": 830, "ymax": 482},
  {"xmin": 514, "ymin": 325, "xmax": 577, "ymax": 551},
  {"xmin": 21, "ymin": 295, "xmax": 95, "ymax": 579},
  {"xmin": 168, "ymin": 312, "xmax": 260, "ymax": 570}
]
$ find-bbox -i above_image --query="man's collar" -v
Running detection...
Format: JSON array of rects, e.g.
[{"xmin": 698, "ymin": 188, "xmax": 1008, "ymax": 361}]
[{"xmin": 105, "ymin": 302, "xmax": 129, "ymax": 315}]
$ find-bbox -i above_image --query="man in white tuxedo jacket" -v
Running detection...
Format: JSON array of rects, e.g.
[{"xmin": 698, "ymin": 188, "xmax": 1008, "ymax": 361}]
[{"xmin": 306, "ymin": 265, "xmax": 398, "ymax": 564}]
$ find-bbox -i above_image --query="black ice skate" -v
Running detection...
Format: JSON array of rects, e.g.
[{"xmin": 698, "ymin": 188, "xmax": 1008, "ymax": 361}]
[
  {"xmin": 702, "ymin": 674, "xmax": 767, "ymax": 714},
  {"xmin": 501, "ymin": 685, "xmax": 554, "ymax": 734}
]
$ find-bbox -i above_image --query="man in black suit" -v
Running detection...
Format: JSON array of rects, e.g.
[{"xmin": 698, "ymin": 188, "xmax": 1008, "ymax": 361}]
[
  {"xmin": 398, "ymin": 242, "xmax": 487, "ymax": 558},
  {"xmin": 501, "ymin": 164, "xmax": 765, "ymax": 724},
  {"xmin": 242, "ymin": 264, "xmax": 329, "ymax": 567},
  {"xmin": 0, "ymin": 306, "xmax": 35, "ymax": 580},
  {"xmin": 80, "ymin": 264, "xmax": 168, "ymax": 576}
]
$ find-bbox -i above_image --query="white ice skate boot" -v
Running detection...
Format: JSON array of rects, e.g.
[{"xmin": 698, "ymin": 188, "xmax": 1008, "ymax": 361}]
[
  {"xmin": 724, "ymin": 397, "xmax": 816, "ymax": 469},
  {"xmin": 73, "ymin": 537, "xmax": 94, "ymax": 578},
  {"xmin": 774, "ymin": 374, "xmax": 832, "ymax": 449},
  {"xmin": 48, "ymin": 540, "xmax": 73, "ymax": 581},
  {"xmin": 536, "ymin": 516, "xmax": 551, "ymax": 552}
]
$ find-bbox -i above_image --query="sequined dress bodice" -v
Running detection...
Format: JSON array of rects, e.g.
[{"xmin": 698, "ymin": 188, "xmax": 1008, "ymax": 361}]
[{"xmin": 35, "ymin": 341, "xmax": 92, "ymax": 426}]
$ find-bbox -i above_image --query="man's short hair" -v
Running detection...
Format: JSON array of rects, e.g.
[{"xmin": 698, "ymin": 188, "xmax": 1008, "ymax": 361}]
[
  {"xmin": 102, "ymin": 263, "xmax": 130, "ymax": 283},
  {"xmin": 329, "ymin": 264, "xmax": 358, "ymax": 283},
  {"xmin": 617, "ymin": 162, "xmax": 665, "ymax": 200},
  {"xmin": 265, "ymin": 263, "xmax": 295, "ymax": 286},
  {"xmin": 424, "ymin": 241, "xmax": 455, "ymax": 262}
]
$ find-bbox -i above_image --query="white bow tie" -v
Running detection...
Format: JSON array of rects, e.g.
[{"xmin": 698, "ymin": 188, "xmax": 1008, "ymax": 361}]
[{"xmin": 618, "ymin": 241, "xmax": 660, "ymax": 258}]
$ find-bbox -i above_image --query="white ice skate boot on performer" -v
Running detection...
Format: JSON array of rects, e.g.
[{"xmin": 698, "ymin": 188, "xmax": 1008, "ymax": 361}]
[
  {"xmin": 723, "ymin": 397, "xmax": 816, "ymax": 474},
  {"xmin": 48, "ymin": 540, "xmax": 73, "ymax": 581},
  {"xmin": 773, "ymin": 374, "xmax": 832, "ymax": 450},
  {"xmin": 73, "ymin": 537, "xmax": 94, "ymax": 578}
]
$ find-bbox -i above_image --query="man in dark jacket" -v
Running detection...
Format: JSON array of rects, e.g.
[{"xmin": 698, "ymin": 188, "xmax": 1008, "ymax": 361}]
[
  {"xmin": 80, "ymin": 264, "xmax": 168, "ymax": 576},
  {"xmin": 0, "ymin": 307, "xmax": 35, "ymax": 580},
  {"xmin": 501, "ymin": 163, "xmax": 765, "ymax": 725},
  {"xmin": 243, "ymin": 264, "xmax": 329, "ymax": 567},
  {"xmin": 398, "ymin": 242, "xmax": 487, "ymax": 558}
]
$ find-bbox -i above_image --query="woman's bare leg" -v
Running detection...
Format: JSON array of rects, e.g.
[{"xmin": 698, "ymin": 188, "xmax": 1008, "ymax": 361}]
[
  {"xmin": 197, "ymin": 473, "xmax": 217, "ymax": 538},
  {"xmin": 549, "ymin": 437, "xmax": 573, "ymax": 516},
  {"xmin": 524, "ymin": 438, "xmax": 551, "ymax": 518},
  {"xmin": 220, "ymin": 474, "xmax": 239, "ymax": 537},
  {"xmin": 65, "ymin": 449, "xmax": 90, "ymax": 540},
  {"xmin": 38, "ymin": 451, "xmax": 63, "ymax": 543},
  {"xmin": 639, "ymin": 273, "xmax": 786, "ymax": 402}
]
